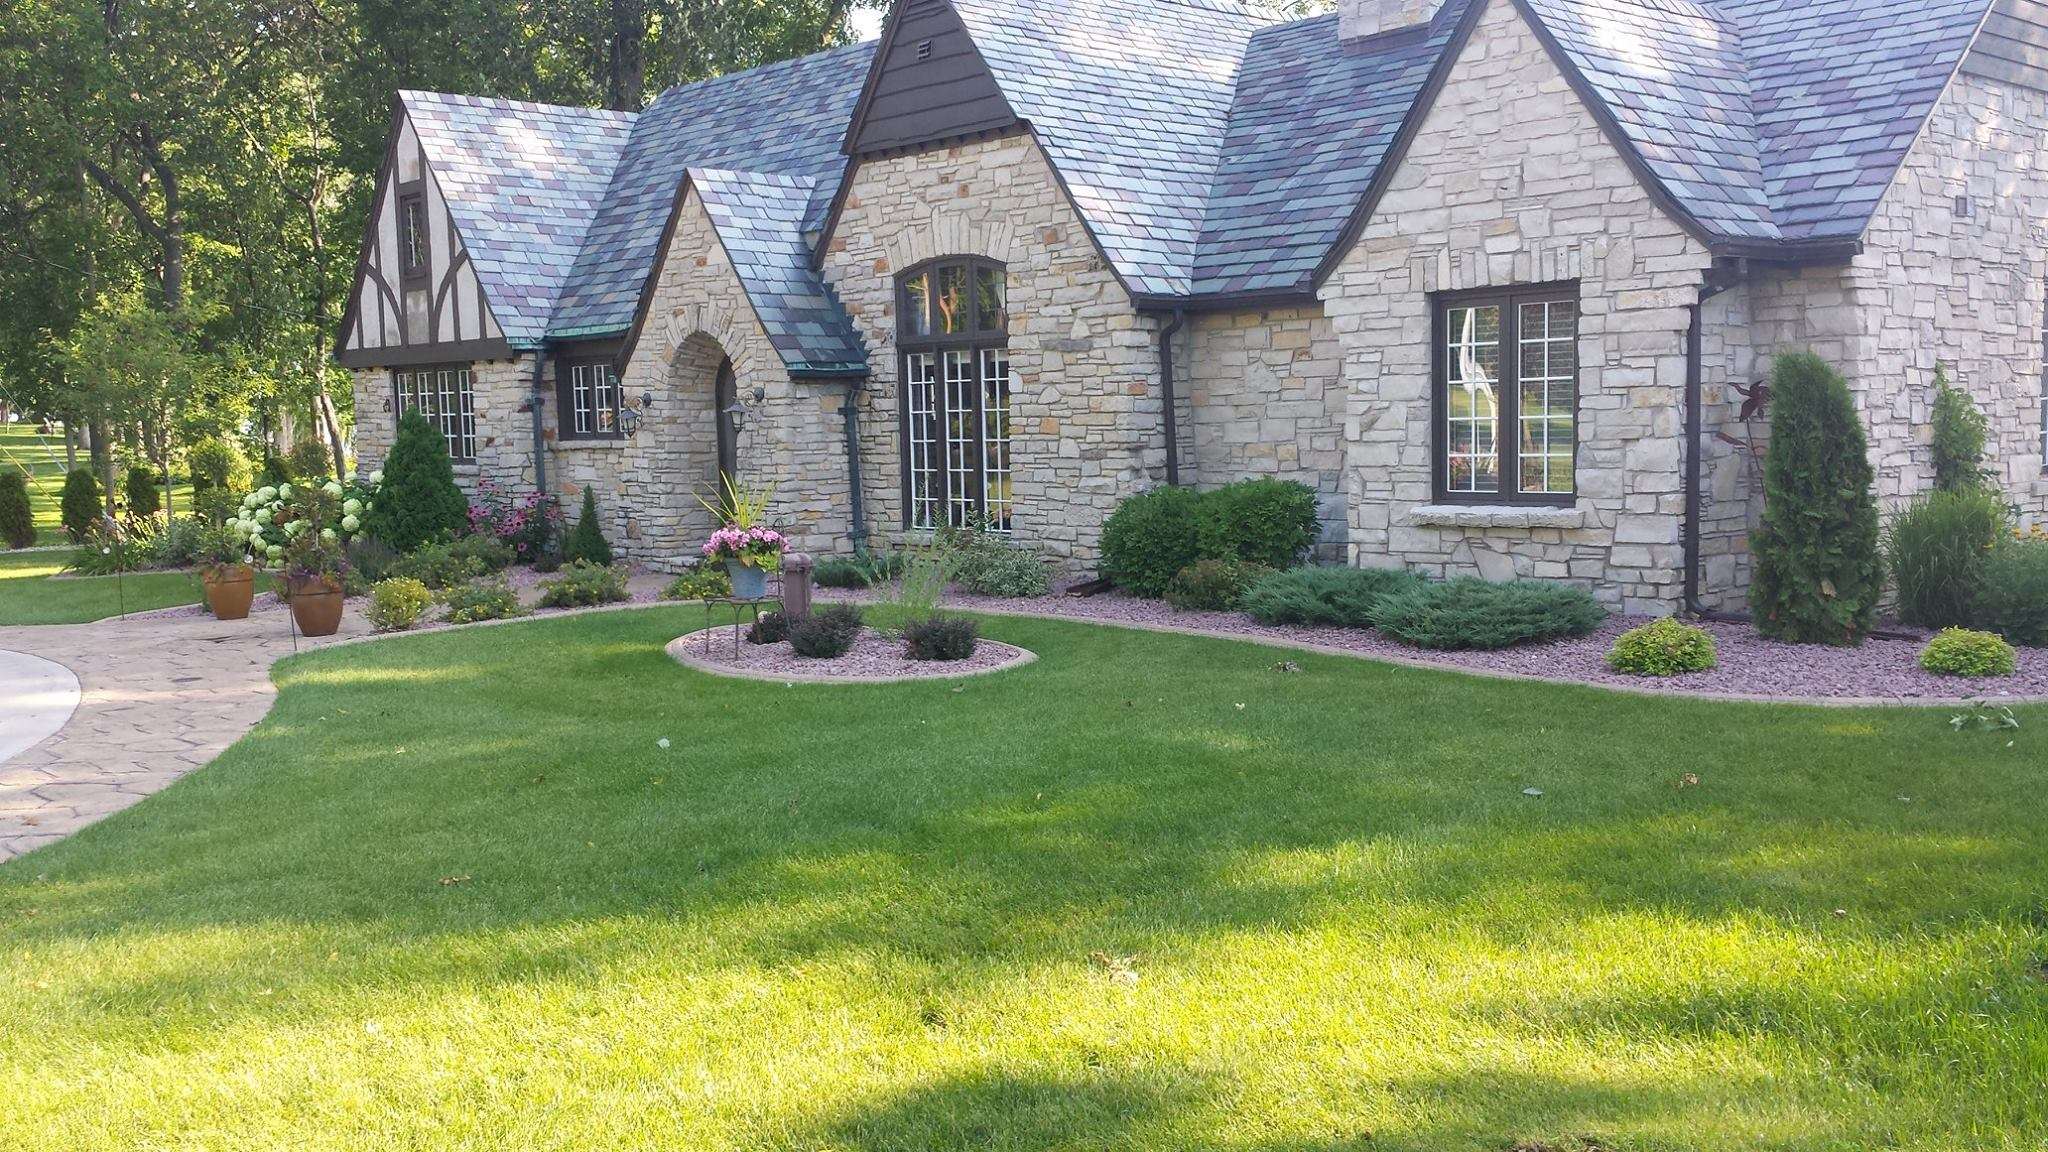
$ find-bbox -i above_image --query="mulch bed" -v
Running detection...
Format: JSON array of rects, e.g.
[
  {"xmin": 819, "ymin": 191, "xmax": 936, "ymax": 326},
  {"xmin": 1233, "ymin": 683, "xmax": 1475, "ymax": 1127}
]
[
  {"xmin": 822, "ymin": 587, "xmax": 2048, "ymax": 705},
  {"xmin": 667, "ymin": 625, "xmax": 1033, "ymax": 683}
]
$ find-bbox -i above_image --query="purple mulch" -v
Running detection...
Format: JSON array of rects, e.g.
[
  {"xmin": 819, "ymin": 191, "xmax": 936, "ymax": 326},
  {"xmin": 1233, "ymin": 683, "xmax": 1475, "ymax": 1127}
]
[
  {"xmin": 821, "ymin": 587, "xmax": 2048, "ymax": 704},
  {"xmin": 670, "ymin": 625, "xmax": 1031, "ymax": 682}
]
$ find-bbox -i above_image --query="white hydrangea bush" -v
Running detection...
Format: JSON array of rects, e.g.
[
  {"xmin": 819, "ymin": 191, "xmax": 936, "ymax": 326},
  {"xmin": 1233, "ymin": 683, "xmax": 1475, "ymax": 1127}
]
[{"xmin": 226, "ymin": 470, "xmax": 383, "ymax": 565}]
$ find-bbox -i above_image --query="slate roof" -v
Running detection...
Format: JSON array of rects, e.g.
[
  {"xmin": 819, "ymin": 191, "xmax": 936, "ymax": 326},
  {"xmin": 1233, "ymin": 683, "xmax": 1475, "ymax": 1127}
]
[
  {"xmin": 390, "ymin": 0, "xmax": 1995, "ymax": 368},
  {"xmin": 399, "ymin": 92, "xmax": 636, "ymax": 346},
  {"xmin": 691, "ymin": 170, "xmax": 869, "ymax": 373}
]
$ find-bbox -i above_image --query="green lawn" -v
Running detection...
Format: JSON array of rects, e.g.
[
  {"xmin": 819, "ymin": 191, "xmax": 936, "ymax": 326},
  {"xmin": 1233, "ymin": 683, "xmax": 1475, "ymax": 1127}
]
[
  {"xmin": 0, "ymin": 422, "xmax": 196, "ymax": 545},
  {"xmin": 2, "ymin": 609, "xmax": 2044, "ymax": 1149},
  {"xmin": 0, "ymin": 548, "xmax": 254, "ymax": 625}
]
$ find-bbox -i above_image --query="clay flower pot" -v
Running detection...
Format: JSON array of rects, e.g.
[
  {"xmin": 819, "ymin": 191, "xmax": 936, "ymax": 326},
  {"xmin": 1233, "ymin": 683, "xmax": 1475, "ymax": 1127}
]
[
  {"xmin": 285, "ymin": 573, "xmax": 345, "ymax": 637},
  {"xmin": 200, "ymin": 563, "xmax": 256, "ymax": 620}
]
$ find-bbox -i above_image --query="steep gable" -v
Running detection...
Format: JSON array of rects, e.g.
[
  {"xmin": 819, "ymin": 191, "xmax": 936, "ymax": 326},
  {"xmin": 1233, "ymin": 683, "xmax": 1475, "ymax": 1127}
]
[{"xmin": 845, "ymin": 0, "xmax": 1018, "ymax": 155}]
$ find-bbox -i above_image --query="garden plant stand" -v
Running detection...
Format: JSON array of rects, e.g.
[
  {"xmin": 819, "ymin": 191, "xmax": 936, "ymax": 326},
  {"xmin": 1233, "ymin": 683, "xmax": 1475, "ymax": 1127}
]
[{"xmin": 702, "ymin": 595, "xmax": 778, "ymax": 659}]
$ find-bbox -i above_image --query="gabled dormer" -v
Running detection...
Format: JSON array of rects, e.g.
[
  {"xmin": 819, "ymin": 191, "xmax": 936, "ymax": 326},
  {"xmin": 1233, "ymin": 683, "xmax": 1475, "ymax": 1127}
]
[{"xmin": 842, "ymin": 0, "xmax": 1019, "ymax": 157}]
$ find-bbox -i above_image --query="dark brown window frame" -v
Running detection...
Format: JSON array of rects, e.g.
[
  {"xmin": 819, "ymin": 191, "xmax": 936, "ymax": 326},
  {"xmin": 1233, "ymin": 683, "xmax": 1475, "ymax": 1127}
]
[
  {"xmin": 554, "ymin": 347, "xmax": 624, "ymax": 441},
  {"xmin": 1430, "ymin": 280, "xmax": 1581, "ymax": 507},
  {"xmin": 896, "ymin": 257, "xmax": 1012, "ymax": 532},
  {"xmin": 398, "ymin": 184, "xmax": 430, "ymax": 285},
  {"xmin": 391, "ymin": 363, "xmax": 477, "ymax": 463}
]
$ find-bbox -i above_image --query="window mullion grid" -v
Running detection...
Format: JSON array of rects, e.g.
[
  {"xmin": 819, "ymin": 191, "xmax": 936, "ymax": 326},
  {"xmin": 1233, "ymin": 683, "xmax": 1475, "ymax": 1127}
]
[{"xmin": 1500, "ymin": 297, "xmax": 1520, "ymax": 502}]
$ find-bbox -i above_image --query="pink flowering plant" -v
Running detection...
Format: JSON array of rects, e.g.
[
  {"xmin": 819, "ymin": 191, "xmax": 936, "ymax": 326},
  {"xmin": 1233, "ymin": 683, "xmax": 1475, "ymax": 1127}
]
[
  {"xmin": 701, "ymin": 523, "xmax": 786, "ymax": 570},
  {"xmin": 467, "ymin": 478, "xmax": 564, "ymax": 561}
]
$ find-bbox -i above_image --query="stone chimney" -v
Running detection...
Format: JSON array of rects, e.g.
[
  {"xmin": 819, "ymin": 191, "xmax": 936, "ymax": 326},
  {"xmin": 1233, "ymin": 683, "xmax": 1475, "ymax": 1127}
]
[{"xmin": 1338, "ymin": 0, "xmax": 1443, "ymax": 40}]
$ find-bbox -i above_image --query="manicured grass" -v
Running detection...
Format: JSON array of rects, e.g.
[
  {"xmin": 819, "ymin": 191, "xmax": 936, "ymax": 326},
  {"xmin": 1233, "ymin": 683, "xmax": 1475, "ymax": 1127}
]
[
  {"xmin": 0, "ymin": 549, "xmax": 242, "ymax": 625},
  {"xmin": 0, "ymin": 422, "xmax": 195, "ymax": 546},
  {"xmin": 2, "ymin": 609, "xmax": 2045, "ymax": 1149}
]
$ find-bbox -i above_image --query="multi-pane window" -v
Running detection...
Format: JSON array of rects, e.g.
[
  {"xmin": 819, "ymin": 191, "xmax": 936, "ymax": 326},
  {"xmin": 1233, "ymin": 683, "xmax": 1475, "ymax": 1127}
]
[
  {"xmin": 393, "ymin": 365, "xmax": 476, "ymax": 462},
  {"xmin": 1434, "ymin": 286, "xmax": 1578, "ymax": 504},
  {"xmin": 399, "ymin": 191, "xmax": 429, "ymax": 279},
  {"xmin": 563, "ymin": 360, "xmax": 619, "ymax": 438},
  {"xmin": 899, "ymin": 258, "xmax": 1012, "ymax": 530}
]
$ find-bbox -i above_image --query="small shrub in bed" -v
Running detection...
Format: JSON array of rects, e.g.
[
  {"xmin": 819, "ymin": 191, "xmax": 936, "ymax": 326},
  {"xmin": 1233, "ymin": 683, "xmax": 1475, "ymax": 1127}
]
[
  {"xmin": 947, "ymin": 530, "xmax": 1051, "ymax": 597},
  {"xmin": 747, "ymin": 611, "xmax": 790, "ymax": 644},
  {"xmin": 661, "ymin": 563, "xmax": 731, "ymax": 601},
  {"xmin": 1919, "ymin": 628, "xmax": 2016, "ymax": 678},
  {"xmin": 1884, "ymin": 486, "xmax": 2007, "ymax": 630},
  {"xmin": 363, "ymin": 409, "xmax": 467, "ymax": 551},
  {"xmin": 787, "ymin": 603, "xmax": 863, "ymax": 658},
  {"xmin": 562, "ymin": 487, "xmax": 614, "ymax": 567},
  {"xmin": 1099, "ymin": 485, "xmax": 1204, "ymax": 597},
  {"xmin": 536, "ymin": 561, "xmax": 629, "ymax": 608},
  {"xmin": 1164, "ymin": 558, "xmax": 1271, "ymax": 611},
  {"xmin": 1974, "ymin": 536, "xmax": 2048, "ymax": 648},
  {"xmin": 450, "ymin": 532, "xmax": 517, "ymax": 573},
  {"xmin": 903, "ymin": 614, "xmax": 979, "ymax": 661},
  {"xmin": 440, "ymin": 576, "xmax": 524, "ymax": 624},
  {"xmin": 1195, "ymin": 478, "xmax": 1320, "ymax": 570},
  {"xmin": 391, "ymin": 541, "xmax": 487, "ymax": 590},
  {"xmin": 367, "ymin": 577, "xmax": 433, "ymax": 632},
  {"xmin": 1239, "ymin": 566, "xmax": 1426, "ymax": 628},
  {"xmin": 1605, "ymin": 617, "xmax": 1718, "ymax": 677},
  {"xmin": 1370, "ymin": 577, "xmax": 1605, "ymax": 651},
  {"xmin": 346, "ymin": 535, "xmax": 401, "ymax": 584}
]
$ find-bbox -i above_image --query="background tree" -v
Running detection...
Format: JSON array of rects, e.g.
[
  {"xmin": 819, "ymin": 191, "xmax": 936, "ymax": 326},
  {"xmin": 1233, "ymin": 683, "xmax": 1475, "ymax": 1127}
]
[
  {"xmin": 0, "ymin": 471, "xmax": 35, "ymax": 548},
  {"xmin": 59, "ymin": 466, "xmax": 100, "ymax": 542}
]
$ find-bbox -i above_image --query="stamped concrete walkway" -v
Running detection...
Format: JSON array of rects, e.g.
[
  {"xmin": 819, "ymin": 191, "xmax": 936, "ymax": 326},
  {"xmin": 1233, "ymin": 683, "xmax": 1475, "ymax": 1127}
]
[{"xmin": 0, "ymin": 602, "xmax": 372, "ymax": 861}]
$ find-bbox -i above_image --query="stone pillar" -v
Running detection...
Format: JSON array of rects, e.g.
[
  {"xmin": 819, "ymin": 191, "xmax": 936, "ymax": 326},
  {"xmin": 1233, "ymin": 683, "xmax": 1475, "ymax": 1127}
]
[
  {"xmin": 1338, "ymin": 0, "xmax": 1442, "ymax": 39},
  {"xmin": 781, "ymin": 552, "xmax": 813, "ymax": 618}
]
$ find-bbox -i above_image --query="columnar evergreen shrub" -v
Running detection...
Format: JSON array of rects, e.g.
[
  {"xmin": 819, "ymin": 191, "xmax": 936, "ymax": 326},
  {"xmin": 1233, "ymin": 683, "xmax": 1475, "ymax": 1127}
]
[
  {"xmin": 1195, "ymin": 478, "xmax": 1321, "ymax": 570},
  {"xmin": 124, "ymin": 464, "xmax": 160, "ymax": 519},
  {"xmin": 1884, "ymin": 487, "xmax": 2008, "ymax": 629},
  {"xmin": 562, "ymin": 487, "xmax": 614, "ymax": 567},
  {"xmin": 1930, "ymin": 365, "xmax": 1990, "ymax": 492},
  {"xmin": 1370, "ymin": 578, "xmax": 1606, "ymax": 651},
  {"xmin": 1747, "ymin": 352, "xmax": 1884, "ymax": 645},
  {"xmin": 364, "ymin": 410, "xmax": 467, "ymax": 551},
  {"xmin": 1099, "ymin": 485, "xmax": 1204, "ymax": 597},
  {"xmin": 60, "ymin": 467, "xmax": 101, "ymax": 543},
  {"xmin": 0, "ymin": 470, "xmax": 34, "ymax": 548},
  {"xmin": 1918, "ymin": 628, "xmax": 2016, "ymax": 678},
  {"xmin": 1238, "ymin": 566, "xmax": 1426, "ymax": 628},
  {"xmin": 1974, "ymin": 536, "xmax": 2048, "ymax": 647}
]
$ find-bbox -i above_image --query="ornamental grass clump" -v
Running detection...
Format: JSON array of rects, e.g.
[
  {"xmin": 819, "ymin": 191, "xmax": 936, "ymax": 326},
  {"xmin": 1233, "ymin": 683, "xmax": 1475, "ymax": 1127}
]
[
  {"xmin": 1919, "ymin": 628, "xmax": 2017, "ymax": 678},
  {"xmin": 1606, "ymin": 618, "xmax": 1719, "ymax": 677},
  {"xmin": 1371, "ymin": 577, "xmax": 1605, "ymax": 651},
  {"xmin": 367, "ymin": 577, "xmax": 433, "ymax": 632},
  {"xmin": 1164, "ymin": 558, "xmax": 1271, "ymax": 612},
  {"xmin": 536, "ymin": 561, "xmax": 630, "ymax": 608},
  {"xmin": 1748, "ymin": 352, "xmax": 1883, "ymax": 645},
  {"xmin": 903, "ymin": 614, "xmax": 979, "ymax": 661},
  {"xmin": 1239, "ymin": 566, "xmax": 1426, "ymax": 629},
  {"xmin": 787, "ymin": 604, "xmax": 863, "ymax": 658},
  {"xmin": 1884, "ymin": 486, "xmax": 2008, "ymax": 630}
]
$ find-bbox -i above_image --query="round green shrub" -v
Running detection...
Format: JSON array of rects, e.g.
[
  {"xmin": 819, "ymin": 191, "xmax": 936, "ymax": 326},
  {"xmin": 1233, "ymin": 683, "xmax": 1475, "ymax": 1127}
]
[
  {"xmin": 903, "ymin": 614, "xmax": 979, "ymax": 661},
  {"xmin": 391, "ymin": 541, "xmax": 488, "ymax": 590},
  {"xmin": 367, "ymin": 577, "xmax": 433, "ymax": 632},
  {"xmin": 1605, "ymin": 617, "xmax": 1718, "ymax": 677},
  {"xmin": 1974, "ymin": 535, "xmax": 2048, "ymax": 648},
  {"xmin": 124, "ymin": 464, "xmax": 160, "ymax": 519},
  {"xmin": 562, "ymin": 487, "xmax": 614, "ymax": 567},
  {"xmin": 1884, "ymin": 487, "xmax": 2007, "ymax": 630},
  {"xmin": 1099, "ymin": 485, "xmax": 1204, "ymax": 597},
  {"xmin": 0, "ymin": 470, "xmax": 34, "ymax": 549},
  {"xmin": 1239, "ymin": 566, "xmax": 1427, "ymax": 629},
  {"xmin": 451, "ymin": 532, "xmax": 517, "ymax": 572},
  {"xmin": 788, "ymin": 604, "xmax": 864, "ymax": 658},
  {"xmin": 952, "ymin": 535, "xmax": 1051, "ymax": 597},
  {"xmin": 1748, "ymin": 352, "xmax": 1883, "ymax": 645},
  {"xmin": 1164, "ymin": 557, "xmax": 1271, "ymax": 611},
  {"xmin": 1919, "ymin": 628, "xmax": 2016, "ymax": 678},
  {"xmin": 60, "ymin": 467, "xmax": 101, "ymax": 543},
  {"xmin": 363, "ymin": 409, "xmax": 467, "ymax": 552},
  {"xmin": 440, "ymin": 576, "xmax": 523, "ymax": 624},
  {"xmin": 747, "ymin": 610, "xmax": 790, "ymax": 644},
  {"xmin": 288, "ymin": 438, "xmax": 334, "ymax": 482},
  {"xmin": 661, "ymin": 564, "xmax": 732, "ymax": 601},
  {"xmin": 1371, "ymin": 577, "xmax": 1606, "ymax": 651},
  {"xmin": 1195, "ymin": 478, "xmax": 1320, "ymax": 570},
  {"xmin": 536, "ymin": 560, "xmax": 629, "ymax": 608}
]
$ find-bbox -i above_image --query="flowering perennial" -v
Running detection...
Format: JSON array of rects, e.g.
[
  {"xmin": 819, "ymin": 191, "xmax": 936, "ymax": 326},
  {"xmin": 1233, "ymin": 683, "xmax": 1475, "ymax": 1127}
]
[
  {"xmin": 227, "ymin": 472, "xmax": 382, "ymax": 565},
  {"xmin": 702, "ymin": 524, "xmax": 785, "ymax": 570}
]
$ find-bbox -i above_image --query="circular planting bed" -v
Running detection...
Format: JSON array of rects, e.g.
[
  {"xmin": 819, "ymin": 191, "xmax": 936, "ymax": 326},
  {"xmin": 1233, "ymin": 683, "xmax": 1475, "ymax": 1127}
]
[{"xmin": 666, "ymin": 625, "xmax": 1035, "ymax": 684}]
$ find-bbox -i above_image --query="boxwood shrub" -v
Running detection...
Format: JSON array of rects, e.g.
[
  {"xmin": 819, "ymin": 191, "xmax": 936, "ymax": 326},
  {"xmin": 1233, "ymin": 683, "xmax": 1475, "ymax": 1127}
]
[
  {"xmin": 1605, "ymin": 617, "xmax": 1718, "ymax": 677},
  {"xmin": 440, "ymin": 576, "xmax": 523, "ymax": 624},
  {"xmin": 1239, "ymin": 566, "xmax": 1426, "ymax": 629},
  {"xmin": 1919, "ymin": 627, "xmax": 2016, "ymax": 678},
  {"xmin": 788, "ymin": 604, "xmax": 863, "ymax": 658},
  {"xmin": 1973, "ymin": 536, "xmax": 2048, "ymax": 648},
  {"xmin": 1099, "ymin": 486, "xmax": 1205, "ymax": 597},
  {"xmin": 1371, "ymin": 577, "xmax": 1605, "ymax": 651},
  {"xmin": 903, "ymin": 614, "xmax": 979, "ymax": 661},
  {"xmin": 536, "ymin": 561, "xmax": 629, "ymax": 608},
  {"xmin": 1195, "ymin": 478, "xmax": 1320, "ymax": 570}
]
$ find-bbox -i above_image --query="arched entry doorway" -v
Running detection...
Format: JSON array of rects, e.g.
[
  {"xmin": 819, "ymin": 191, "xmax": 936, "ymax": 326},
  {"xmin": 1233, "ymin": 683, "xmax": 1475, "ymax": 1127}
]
[{"xmin": 714, "ymin": 357, "xmax": 738, "ymax": 482}]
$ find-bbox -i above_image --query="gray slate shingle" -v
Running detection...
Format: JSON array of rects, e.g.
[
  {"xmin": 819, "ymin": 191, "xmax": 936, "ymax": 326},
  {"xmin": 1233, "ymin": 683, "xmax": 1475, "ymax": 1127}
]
[{"xmin": 692, "ymin": 170, "xmax": 869, "ymax": 373}]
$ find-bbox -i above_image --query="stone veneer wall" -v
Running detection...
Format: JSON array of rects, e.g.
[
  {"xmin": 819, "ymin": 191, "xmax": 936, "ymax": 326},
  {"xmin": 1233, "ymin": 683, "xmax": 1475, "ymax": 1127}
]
[
  {"xmin": 1184, "ymin": 306, "xmax": 1348, "ymax": 559},
  {"xmin": 349, "ymin": 356, "xmax": 538, "ymax": 495},
  {"xmin": 821, "ymin": 131, "xmax": 1167, "ymax": 571},
  {"xmin": 1320, "ymin": 0, "xmax": 1712, "ymax": 614}
]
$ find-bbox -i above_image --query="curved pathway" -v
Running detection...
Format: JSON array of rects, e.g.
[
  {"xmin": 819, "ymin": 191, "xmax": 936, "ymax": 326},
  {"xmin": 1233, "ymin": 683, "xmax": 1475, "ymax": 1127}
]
[{"xmin": 0, "ymin": 651, "xmax": 79, "ymax": 762}]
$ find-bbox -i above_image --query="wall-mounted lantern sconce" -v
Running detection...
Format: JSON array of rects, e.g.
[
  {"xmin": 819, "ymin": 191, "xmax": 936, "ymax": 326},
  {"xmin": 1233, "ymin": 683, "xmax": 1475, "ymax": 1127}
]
[
  {"xmin": 619, "ymin": 391, "xmax": 657, "ymax": 437},
  {"xmin": 721, "ymin": 401, "xmax": 748, "ymax": 435}
]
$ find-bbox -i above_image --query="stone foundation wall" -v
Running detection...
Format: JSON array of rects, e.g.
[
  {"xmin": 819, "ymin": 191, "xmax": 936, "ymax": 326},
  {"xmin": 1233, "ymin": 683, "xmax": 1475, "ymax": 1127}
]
[{"xmin": 1320, "ymin": 0, "xmax": 1712, "ymax": 614}]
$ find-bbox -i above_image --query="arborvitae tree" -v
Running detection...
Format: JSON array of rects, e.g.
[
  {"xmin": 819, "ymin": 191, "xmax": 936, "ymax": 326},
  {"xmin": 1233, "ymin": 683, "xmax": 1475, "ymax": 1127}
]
[
  {"xmin": 60, "ymin": 467, "xmax": 101, "ymax": 543},
  {"xmin": 363, "ymin": 409, "xmax": 468, "ymax": 552},
  {"xmin": 0, "ymin": 470, "xmax": 35, "ymax": 548},
  {"xmin": 124, "ymin": 463, "xmax": 161, "ymax": 519},
  {"xmin": 562, "ymin": 486, "xmax": 614, "ymax": 566},
  {"xmin": 1930, "ymin": 363, "xmax": 1991, "ymax": 492},
  {"xmin": 1748, "ymin": 352, "xmax": 1884, "ymax": 645}
]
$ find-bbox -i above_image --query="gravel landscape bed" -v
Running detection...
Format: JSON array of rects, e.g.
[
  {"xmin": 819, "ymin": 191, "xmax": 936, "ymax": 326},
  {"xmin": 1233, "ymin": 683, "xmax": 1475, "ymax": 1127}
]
[
  {"xmin": 667, "ymin": 625, "xmax": 1034, "ymax": 683},
  {"xmin": 823, "ymin": 586, "xmax": 2048, "ymax": 704}
]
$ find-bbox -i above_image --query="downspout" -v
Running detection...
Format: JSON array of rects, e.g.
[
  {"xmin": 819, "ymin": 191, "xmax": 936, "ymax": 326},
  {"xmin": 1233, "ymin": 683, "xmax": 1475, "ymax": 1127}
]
[
  {"xmin": 842, "ymin": 377, "xmax": 869, "ymax": 552},
  {"xmin": 1157, "ymin": 308, "xmax": 1187, "ymax": 485},
  {"xmin": 528, "ymin": 351, "xmax": 548, "ymax": 498},
  {"xmin": 1684, "ymin": 278, "xmax": 1735, "ymax": 618}
]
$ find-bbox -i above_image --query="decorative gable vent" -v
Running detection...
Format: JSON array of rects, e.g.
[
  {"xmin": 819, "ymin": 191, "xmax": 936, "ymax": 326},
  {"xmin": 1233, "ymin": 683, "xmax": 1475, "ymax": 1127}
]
[{"xmin": 1338, "ymin": 0, "xmax": 1443, "ymax": 40}]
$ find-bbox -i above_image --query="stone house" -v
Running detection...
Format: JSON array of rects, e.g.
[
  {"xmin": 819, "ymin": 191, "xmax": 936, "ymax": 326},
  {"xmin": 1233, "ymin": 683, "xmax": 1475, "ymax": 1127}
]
[{"xmin": 339, "ymin": 0, "xmax": 2048, "ymax": 613}]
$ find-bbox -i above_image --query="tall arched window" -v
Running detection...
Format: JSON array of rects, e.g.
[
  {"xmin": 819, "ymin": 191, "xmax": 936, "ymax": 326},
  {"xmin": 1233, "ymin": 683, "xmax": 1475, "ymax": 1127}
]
[{"xmin": 899, "ymin": 258, "xmax": 1011, "ymax": 531}]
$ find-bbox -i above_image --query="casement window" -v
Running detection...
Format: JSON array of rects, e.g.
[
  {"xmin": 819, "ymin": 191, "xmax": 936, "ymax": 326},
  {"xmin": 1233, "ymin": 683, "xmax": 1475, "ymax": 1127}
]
[
  {"xmin": 399, "ymin": 190, "xmax": 430, "ymax": 280},
  {"xmin": 393, "ymin": 364, "xmax": 476, "ymax": 462},
  {"xmin": 560, "ymin": 358, "xmax": 621, "ymax": 439},
  {"xmin": 1433, "ymin": 284, "xmax": 1579, "ymax": 505},
  {"xmin": 899, "ymin": 258, "xmax": 1012, "ymax": 531}
]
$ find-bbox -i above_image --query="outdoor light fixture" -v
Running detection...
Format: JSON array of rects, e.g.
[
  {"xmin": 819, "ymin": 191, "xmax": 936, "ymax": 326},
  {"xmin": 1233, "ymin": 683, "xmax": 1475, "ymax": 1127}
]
[
  {"xmin": 618, "ymin": 392, "xmax": 657, "ymax": 437},
  {"xmin": 721, "ymin": 401, "xmax": 748, "ymax": 434}
]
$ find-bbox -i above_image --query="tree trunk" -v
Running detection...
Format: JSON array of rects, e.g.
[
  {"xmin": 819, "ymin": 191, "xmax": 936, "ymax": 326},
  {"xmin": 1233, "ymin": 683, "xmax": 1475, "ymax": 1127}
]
[
  {"xmin": 89, "ymin": 418, "xmax": 114, "ymax": 516},
  {"xmin": 606, "ymin": 0, "xmax": 647, "ymax": 111},
  {"xmin": 64, "ymin": 424, "xmax": 77, "ymax": 471}
]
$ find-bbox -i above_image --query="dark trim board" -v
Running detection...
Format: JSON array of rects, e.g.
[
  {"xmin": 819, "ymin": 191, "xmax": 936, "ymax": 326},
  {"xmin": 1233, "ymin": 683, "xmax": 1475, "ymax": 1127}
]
[
  {"xmin": 334, "ymin": 97, "xmax": 407, "ymax": 360},
  {"xmin": 1428, "ymin": 278, "xmax": 1582, "ymax": 509},
  {"xmin": 337, "ymin": 337, "xmax": 515, "ymax": 369}
]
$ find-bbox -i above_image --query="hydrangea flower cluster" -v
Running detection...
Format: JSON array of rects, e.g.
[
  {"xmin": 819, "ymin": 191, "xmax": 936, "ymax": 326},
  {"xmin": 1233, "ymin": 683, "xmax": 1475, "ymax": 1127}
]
[
  {"xmin": 227, "ymin": 471, "xmax": 382, "ymax": 564},
  {"xmin": 701, "ymin": 524, "xmax": 785, "ymax": 570}
]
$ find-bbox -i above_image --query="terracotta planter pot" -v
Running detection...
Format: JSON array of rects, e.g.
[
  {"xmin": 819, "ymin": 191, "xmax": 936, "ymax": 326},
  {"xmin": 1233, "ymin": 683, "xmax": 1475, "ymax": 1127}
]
[
  {"xmin": 201, "ymin": 563, "xmax": 256, "ymax": 620},
  {"xmin": 286, "ymin": 574, "xmax": 345, "ymax": 637}
]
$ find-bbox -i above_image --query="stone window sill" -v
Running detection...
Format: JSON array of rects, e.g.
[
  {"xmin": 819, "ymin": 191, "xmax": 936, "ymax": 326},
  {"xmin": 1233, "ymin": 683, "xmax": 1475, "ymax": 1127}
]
[
  {"xmin": 554, "ymin": 438, "xmax": 627, "ymax": 452},
  {"xmin": 1403, "ymin": 504, "xmax": 1584, "ymax": 529}
]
